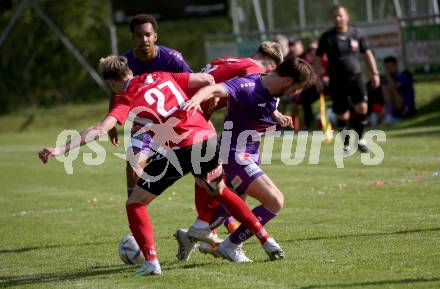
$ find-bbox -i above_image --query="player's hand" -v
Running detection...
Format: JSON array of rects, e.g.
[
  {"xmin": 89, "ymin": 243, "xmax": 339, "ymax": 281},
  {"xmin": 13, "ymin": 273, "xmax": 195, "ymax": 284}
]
[
  {"xmin": 371, "ymin": 74, "xmax": 380, "ymax": 89},
  {"xmin": 38, "ymin": 147, "xmax": 62, "ymax": 164},
  {"xmin": 108, "ymin": 126, "xmax": 119, "ymax": 147},
  {"xmin": 277, "ymin": 114, "xmax": 294, "ymax": 128},
  {"xmin": 182, "ymin": 99, "xmax": 203, "ymax": 116}
]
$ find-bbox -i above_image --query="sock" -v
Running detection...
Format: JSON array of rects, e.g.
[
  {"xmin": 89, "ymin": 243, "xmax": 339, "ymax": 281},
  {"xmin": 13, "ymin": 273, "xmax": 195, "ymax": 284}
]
[
  {"xmin": 209, "ymin": 205, "xmax": 230, "ymax": 230},
  {"xmin": 229, "ymin": 205, "xmax": 277, "ymax": 245},
  {"xmin": 197, "ymin": 196, "xmax": 222, "ymax": 223},
  {"xmin": 194, "ymin": 183, "xmax": 210, "ymax": 214},
  {"xmin": 126, "ymin": 203, "xmax": 157, "ymax": 261},
  {"xmin": 223, "ymin": 216, "xmax": 236, "ymax": 227},
  {"xmin": 215, "ymin": 186, "xmax": 271, "ymax": 244},
  {"xmin": 337, "ymin": 119, "xmax": 350, "ymax": 146},
  {"xmin": 352, "ymin": 113, "xmax": 367, "ymax": 139},
  {"xmin": 127, "ymin": 187, "xmax": 134, "ymax": 197},
  {"xmin": 192, "ymin": 219, "xmax": 210, "ymax": 229}
]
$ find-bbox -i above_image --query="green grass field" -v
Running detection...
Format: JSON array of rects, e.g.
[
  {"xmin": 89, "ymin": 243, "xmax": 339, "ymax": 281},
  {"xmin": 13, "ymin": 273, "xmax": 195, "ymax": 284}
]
[{"xmin": 1, "ymin": 82, "xmax": 440, "ymax": 289}]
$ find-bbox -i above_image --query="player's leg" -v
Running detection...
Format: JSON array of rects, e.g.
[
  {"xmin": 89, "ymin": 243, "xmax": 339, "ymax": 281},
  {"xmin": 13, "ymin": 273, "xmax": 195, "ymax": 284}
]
[
  {"xmin": 330, "ymin": 78, "xmax": 352, "ymax": 152},
  {"xmin": 126, "ymin": 186, "xmax": 161, "ymax": 276},
  {"xmin": 350, "ymin": 75, "xmax": 369, "ymax": 153},
  {"xmin": 127, "ymin": 147, "xmax": 193, "ymax": 275},
  {"xmin": 181, "ymin": 139, "xmax": 276, "ymax": 260},
  {"xmin": 126, "ymin": 123, "xmax": 152, "ymax": 197},
  {"xmin": 215, "ymin": 164, "xmax": 284, "ymax": 262}
]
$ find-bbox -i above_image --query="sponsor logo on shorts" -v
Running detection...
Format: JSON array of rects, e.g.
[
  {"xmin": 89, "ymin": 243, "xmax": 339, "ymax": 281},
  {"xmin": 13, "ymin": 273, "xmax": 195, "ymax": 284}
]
[
  {"xmin": 245, "ymin": 163, "xmax": 262, "ymax": 177},
  {"xmin": 230, "ymin": 175, "xmax": 243, "ymax": 189}
]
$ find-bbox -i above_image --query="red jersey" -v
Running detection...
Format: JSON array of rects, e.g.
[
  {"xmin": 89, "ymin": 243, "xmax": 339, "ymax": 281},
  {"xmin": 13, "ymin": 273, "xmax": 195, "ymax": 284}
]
[
  {"xmin": 200, "ymin": 56, "xmax": 264, "ymax": 119},
  {"xmin": 108, "ymin": 72, "xmax": 215, "ymax": 148},
  {"xmin": 202, "ymin": 56, "xmax": 262, "ymax": 82}
]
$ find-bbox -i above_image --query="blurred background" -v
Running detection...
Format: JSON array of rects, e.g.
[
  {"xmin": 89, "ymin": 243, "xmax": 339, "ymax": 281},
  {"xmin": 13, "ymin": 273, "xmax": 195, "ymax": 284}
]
[{"xmin": 0, "ymin": 0, "xmax": 439, "ymax": 115}]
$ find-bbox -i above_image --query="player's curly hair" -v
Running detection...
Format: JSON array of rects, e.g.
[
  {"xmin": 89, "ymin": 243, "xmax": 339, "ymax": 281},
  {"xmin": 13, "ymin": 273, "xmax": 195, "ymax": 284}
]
[
  {"xmin": 257, "ymin": 41, "xmax": 284, "ymax": 65},
  {"xmin": 99, "ymin": 55, "xmax": 131, "ymax": 80},
  {"xmin": 275, "ymin": 55, "xmax": 316, "ymax": 88},
  {"xmin": 130, "ymin": 14, "xmax": 158, "ymax": 33}
]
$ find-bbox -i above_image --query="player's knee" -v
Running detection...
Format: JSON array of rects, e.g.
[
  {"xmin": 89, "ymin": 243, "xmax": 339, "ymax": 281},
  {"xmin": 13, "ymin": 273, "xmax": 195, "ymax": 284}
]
[
  {"xmin": 271, "ymin": 193, "xmax": 284, "ymax": 212},
  {"xmin": 263, "ymin": 189, "xmax": 284, "ymax": 213}
]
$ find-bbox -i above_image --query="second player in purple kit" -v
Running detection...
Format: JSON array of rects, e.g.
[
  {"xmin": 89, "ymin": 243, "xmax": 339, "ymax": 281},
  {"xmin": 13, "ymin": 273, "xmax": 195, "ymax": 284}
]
[{"xmin": 183, "ymin": 55, "xmax": 315, "ymax": 262}]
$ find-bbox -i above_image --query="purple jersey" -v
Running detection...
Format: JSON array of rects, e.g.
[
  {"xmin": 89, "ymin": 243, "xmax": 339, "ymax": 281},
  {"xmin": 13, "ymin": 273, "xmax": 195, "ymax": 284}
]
[
  {"xmin": 222, "ymin": 74, "xmax": 278, "ymax": 154},
  {"xmin": 121, "ymin": 45, "xmax": 192, "ymax": 76},
  {"xmin": 221, "ymin": 74, "xmax": 278, "ymax": 194}
]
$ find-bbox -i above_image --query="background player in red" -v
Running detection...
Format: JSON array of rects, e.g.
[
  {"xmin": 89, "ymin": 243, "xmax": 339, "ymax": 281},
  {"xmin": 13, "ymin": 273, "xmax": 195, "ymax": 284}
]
[{"xmin": 39, "ymin": 55, "xmax": 281, "ymax": 276}]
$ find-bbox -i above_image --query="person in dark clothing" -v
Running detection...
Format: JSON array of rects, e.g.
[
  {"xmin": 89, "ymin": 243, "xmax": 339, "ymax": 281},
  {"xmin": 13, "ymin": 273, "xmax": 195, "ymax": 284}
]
[
  {"xmin": 316, "ymin": 5, "xmax": 380, "ymax": 152},
  {"xmin": 383, "ymin": 56, "xmax": 416, "ymax": 120}
]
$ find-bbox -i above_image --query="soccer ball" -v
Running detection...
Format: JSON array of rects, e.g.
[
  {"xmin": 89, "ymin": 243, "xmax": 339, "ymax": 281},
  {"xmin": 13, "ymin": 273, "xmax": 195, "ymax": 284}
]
[{"xmin": 118, "ymin": 233, "xmax": 145, "ymax": 265}]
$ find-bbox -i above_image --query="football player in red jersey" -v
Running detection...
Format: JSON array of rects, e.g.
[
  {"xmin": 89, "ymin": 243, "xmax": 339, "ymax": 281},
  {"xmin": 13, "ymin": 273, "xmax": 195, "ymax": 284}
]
[{"xmin": 38, "ymin": 55, "xmax": 282, "ymax": 276}]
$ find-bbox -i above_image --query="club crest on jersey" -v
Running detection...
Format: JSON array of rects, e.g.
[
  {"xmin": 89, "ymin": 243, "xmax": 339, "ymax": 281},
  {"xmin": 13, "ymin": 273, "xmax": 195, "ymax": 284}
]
[
  {"xmin": 144, "ymin": 73, "xmax": 161, "ymax": 85},
  {"xmin": 240, "ymin": 82, "xmax": 255, "ymax": 88},
  {"xmin": 350, "ymin": 39, "xmax": 359, "ymax": 51}
]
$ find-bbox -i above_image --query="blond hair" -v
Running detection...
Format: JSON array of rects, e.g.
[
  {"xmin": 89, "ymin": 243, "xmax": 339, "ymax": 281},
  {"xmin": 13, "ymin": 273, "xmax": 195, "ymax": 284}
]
[
  {"xmin": 257, "ymin": 41, "xmax": 284, "ymax": 65},
  {"xmin": 99, "ymin": 55, "xmax": 131, "ymax": 80}
]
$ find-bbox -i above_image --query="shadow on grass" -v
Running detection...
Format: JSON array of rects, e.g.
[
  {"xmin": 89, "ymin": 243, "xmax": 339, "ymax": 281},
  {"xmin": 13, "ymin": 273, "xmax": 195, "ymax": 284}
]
[
  {"xmin": 389, "ymin": 94, "xmax": 440, "ymax": 130},
  {"xmin": 298, "ymin": 276, "xmax": 440, "ymax": 289},
  {"xmin": 0, "ymin": 240, "xmax": 112, "ymax": 254},
  {"xmin": 288, "ymin": 227, "xmax": 440, "ymax": 243},
  {"xmin": 0, "ymin": 264, "xmax": 132, "ymax": 288},
  {"xmin": 0, "ymin": 261, "xmax": 223, "ymax": 287}
]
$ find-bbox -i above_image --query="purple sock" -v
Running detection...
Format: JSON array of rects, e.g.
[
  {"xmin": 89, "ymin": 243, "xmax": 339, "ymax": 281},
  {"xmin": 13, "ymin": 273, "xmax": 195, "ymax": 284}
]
[
  {"xmin": 229, "ymin": 205, "xmax": 277, "ymax": 245},
  {"xmin": 209, "ymin": 205, "xmax": 230, "ymax": 230}
]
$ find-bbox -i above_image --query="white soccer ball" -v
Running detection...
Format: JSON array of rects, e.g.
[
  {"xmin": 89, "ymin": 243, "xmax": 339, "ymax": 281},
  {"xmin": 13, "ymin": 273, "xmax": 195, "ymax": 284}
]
[{"xmin": 118, "ymin": 233, "xmax": 145, "ymax": 265}]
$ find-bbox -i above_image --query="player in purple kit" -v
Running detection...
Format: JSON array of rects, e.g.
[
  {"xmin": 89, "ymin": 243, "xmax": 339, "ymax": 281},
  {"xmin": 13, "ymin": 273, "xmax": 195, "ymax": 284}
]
[
  {"xmin": 108, "ymin": 14, "xmax": 193, "ymax": 199},
  {"xmin": 183, "ymin": 55, "xmax": 315, "ymax": 262},
  {"xmin": 121, "ymin": 14, "xmax": 192, "ymax": 75}
]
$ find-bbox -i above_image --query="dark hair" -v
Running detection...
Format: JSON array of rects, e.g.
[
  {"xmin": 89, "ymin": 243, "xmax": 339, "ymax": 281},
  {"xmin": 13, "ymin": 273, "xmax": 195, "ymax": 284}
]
[
  {"xmin": 275, "ymin": 55, "xmax": 315, "ymax": 88},
  {"xmin": 384, "ymin": 56, "xmax": 398, "ymax": 64},
  {"xmin": 130, "ymin": 14, "xmax": 158, "ymax": 33},
  {"xmin": 99, "ymin": 55, "xmax": 131, "ymax": 80},
  {"xmin": 331, "ymin": 4, "xmax": 348, "ymax": 15}
]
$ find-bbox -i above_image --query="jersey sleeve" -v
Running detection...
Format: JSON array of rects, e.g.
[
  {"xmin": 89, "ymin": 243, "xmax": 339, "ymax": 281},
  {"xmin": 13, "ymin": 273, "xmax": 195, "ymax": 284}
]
[
  {"xmin": 168, "ymin": 50, "xmax": 193, "ymax": 72},
  {"xmin": 107, "ymin": 94, "xmax": 131, "ymax": 125},
  {"xmin": 222, "ymin": 77, "xmax": 254, "ymax": 107},
  {"xmin": 244, "ymin": 65, "xmax": 263, "ymax": 75},
  {"xmin": 316, "ymin": 33, "xmax": 327, "ymax": 57},
  {"xmin": 170, "ymin": 72, "xmax": 191, "ymax": 90},
  {"xmin": 358, "ymin": 28, "xmax": 369, "ymax": 53}
]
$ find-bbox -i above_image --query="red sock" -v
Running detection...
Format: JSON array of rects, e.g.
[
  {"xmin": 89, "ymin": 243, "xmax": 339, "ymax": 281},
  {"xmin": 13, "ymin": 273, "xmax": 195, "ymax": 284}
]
[
  {"xmin": 126, "ymin": 203, "xmax": 157, "ymax": 261},
  {"xmin": 194, "ymin": 182, "xmax": 210, "ymax": 214},
  {"xmin": 215, "ymin": 187, "xmax": 271, "ymax": 244}
]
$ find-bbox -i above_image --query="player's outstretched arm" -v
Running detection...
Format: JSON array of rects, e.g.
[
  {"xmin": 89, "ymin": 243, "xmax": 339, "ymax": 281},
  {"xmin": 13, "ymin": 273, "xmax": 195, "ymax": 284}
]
[
  {"xmin": 272, "ymin": 110, "xmax": 294, "ymax": 128},
  {"xmin": 187, "ymin": 73, "xmax": 215, "ymax": 88},
  {"xmin": 38, "ymin": 116, "xmax": 118, "ymax": 164},
  {"xmin": 182, "ymin": 83, "xmax": 227, "ymax": 115}
]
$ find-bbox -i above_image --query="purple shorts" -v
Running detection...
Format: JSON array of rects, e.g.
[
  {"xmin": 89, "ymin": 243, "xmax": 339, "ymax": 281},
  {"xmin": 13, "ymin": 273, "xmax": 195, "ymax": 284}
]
[
  {"xmin": 129, "ymin": 122, "xmax": 154, "ymax": 154},
  {"xmin": 223, "ymin": 151, "xmax": 265, "ymax": 195}
]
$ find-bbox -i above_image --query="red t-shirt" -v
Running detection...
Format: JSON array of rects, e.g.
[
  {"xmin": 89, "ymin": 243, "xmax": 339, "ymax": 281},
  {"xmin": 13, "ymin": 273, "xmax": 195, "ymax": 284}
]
[
  {"xmin": 108, "ymin": 72, "xmax": 215, "ymax": 148},
  {"xmin": 200, "ymin": 56, "xmax": 264, "ymax": 119}
]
